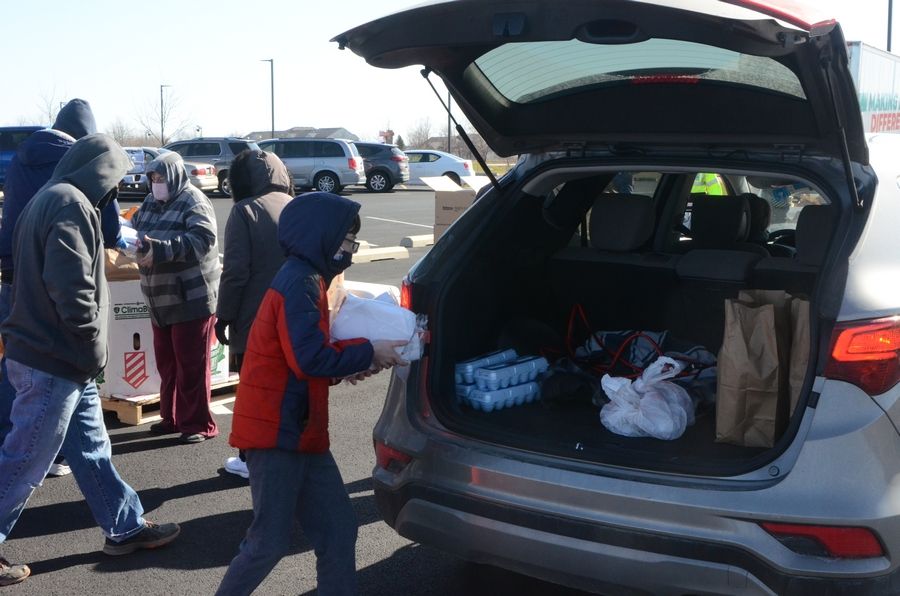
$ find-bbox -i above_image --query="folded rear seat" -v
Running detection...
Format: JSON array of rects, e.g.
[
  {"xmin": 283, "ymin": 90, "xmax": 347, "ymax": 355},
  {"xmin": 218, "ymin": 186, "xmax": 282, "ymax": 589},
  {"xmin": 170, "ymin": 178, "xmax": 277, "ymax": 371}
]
[
  {"xmin": 750, "ymin": 205, "xmax": 834, "ymax": 297},
  {"xmin": 551, "ymin": 193, "xmax": 680, "ymax": 332}
]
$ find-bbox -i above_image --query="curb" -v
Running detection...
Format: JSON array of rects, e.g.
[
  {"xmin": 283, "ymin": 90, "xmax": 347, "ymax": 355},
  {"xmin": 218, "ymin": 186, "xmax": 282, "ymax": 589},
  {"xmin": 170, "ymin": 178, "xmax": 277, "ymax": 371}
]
[
  {"xmin": 400, "ymin": 234, "xmax": 434, "ymax": 248},
  {"xmin": 354, "ymin": 246, "xmax": 410, "ymax": 263}
]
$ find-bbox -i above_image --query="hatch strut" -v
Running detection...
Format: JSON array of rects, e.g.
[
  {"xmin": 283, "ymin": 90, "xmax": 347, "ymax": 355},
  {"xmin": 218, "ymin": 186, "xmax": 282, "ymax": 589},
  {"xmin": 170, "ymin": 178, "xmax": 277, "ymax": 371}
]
[
  {"xmin": 821, "ymin": 56, "xmax": 863, "ymax": 209},
  {"xmin": 420, "ymin": 68, "xmax": 501, "ymax": 192}
]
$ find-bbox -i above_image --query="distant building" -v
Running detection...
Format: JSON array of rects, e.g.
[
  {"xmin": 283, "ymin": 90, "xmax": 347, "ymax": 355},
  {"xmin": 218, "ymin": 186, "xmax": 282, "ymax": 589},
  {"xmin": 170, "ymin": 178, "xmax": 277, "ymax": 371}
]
[{"xmin": 245, "ymin": 126, "xmax": 359, "ymax": 141}]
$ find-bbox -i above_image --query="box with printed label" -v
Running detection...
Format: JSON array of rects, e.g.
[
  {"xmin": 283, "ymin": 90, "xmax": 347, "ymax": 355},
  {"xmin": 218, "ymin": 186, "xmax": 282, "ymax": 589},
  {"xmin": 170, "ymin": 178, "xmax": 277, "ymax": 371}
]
[{"xmin": 97, "ymin": 280, "xmax": 229, "ymax": 397}]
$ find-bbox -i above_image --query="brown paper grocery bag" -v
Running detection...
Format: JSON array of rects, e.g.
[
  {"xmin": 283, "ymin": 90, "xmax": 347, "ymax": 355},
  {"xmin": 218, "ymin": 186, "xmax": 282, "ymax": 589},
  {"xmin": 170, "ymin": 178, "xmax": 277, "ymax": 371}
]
[
  {"xmin": 104, "ymin": 248, "xmax": 140, "ymax": 282},
  {"xmin": 789, "ymin": 299, "xmax": 811, "ymax": 415},
  {"xmin": 716, "ymin": 290, "xmax": 792, "ymax": 448}
]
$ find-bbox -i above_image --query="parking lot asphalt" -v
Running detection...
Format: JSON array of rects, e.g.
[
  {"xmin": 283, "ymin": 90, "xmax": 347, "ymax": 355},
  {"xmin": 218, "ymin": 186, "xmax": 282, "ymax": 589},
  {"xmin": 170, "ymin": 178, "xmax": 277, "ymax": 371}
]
[{"xmin": 4, "ymin": 186, "xmax": 593, "ymax": 595}]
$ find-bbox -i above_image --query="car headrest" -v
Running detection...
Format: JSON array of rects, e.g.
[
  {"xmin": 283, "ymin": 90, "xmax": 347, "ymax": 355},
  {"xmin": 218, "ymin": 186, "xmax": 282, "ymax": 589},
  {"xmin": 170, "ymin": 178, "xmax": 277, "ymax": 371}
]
[
  {"xmin": 690, "ymin": 194, "xmax": 751, "ymax": 248},
  {"xmin": 796, "ymin": 205, "xmax": 834, "ymax": 266},
  {"xmin": 743, "ymin": 193, "xmax": 772, "ymax": 243},
  {"xmin": 589, "ymin": 194, "xmax": 655, "ymax": 252}
]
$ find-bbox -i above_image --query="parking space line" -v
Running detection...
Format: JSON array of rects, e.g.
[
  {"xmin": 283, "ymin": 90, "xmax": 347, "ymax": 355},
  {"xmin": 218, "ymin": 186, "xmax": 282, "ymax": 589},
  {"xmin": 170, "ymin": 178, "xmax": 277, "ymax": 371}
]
[{"xmin": 365, "ymin": 216, "xmax": 432, "ymax": 229}]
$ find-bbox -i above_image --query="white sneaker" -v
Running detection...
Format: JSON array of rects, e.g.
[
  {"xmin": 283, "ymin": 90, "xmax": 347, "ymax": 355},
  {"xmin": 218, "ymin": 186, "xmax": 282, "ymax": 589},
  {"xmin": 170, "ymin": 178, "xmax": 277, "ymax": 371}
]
[
  {"xmin": 47, "ymin": 459, "xmax": 72, "ymax": 477},
  {"xmin": 224, "ymin": 456, "xmax": 249, "ymax": 479}
]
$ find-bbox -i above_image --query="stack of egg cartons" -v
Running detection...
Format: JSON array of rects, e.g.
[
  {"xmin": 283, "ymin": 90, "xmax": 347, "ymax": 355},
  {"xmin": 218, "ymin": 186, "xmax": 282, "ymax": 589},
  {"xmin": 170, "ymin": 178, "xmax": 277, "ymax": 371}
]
[{"xmin": 455, "ymin": 349, "xmax": 549, "ymax": 412}]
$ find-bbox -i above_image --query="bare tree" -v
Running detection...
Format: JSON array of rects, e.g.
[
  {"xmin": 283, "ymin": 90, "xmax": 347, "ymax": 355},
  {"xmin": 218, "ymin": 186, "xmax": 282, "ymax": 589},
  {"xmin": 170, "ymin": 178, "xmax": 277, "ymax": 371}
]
[
  {"xmin": 135, "ymin": 90, "xmax": 190, "ymax": 146},
  {"xmin": 106, "ymin": 119, "xmax": 136, "ymax": 145},
  {"xmin": 36, "ymin": 88, "xmax": 64, "ymax": 126},
  {"xmin": 406, "ymin": 118, "xmax": 432, "ymax": 149}
]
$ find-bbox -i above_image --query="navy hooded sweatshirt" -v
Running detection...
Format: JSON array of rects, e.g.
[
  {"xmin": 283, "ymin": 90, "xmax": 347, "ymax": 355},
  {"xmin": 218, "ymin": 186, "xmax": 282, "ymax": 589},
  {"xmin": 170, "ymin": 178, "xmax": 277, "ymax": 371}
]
[{"xmin": 0, "ymin": 99, "xmax": 121, "ymax": 276}]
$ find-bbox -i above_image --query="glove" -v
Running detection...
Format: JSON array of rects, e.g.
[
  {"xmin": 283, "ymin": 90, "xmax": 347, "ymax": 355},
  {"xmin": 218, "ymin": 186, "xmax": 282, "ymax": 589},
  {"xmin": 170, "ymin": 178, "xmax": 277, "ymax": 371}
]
[
  {"xmin": 214, "ymin": 320, "xmax": 230, "ymax": 346},
  {"xmin": 137, "ymin": 236, "xmax": 154, "ymax": 268}
]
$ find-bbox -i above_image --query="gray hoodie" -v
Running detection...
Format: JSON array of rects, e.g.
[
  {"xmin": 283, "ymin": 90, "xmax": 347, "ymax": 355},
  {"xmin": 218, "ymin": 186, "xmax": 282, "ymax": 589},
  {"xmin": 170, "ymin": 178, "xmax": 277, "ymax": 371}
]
[{"xmin": 1, "ymin": 134, "xmax": 130, "ymax": 383}]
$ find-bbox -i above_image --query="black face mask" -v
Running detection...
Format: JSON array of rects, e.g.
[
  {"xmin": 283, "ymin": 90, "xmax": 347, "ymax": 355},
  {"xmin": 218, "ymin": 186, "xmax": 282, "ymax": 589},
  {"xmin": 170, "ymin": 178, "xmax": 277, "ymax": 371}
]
[{"xmin": 97, "ymin": 187, "xmax": 118, "ymax": 211}]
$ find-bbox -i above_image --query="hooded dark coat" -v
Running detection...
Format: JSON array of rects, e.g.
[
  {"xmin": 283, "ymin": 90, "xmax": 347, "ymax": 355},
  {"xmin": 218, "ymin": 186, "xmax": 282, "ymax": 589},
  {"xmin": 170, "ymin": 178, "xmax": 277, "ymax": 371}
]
[
  {"xmin": 216, "ymin": 151, "xmax": 292, "ymax": 354},
  {"xmin": 229, "ymin": 192, "xmax": 373, "ymax": 453},
  {"xmin": 1, "ymin": 134, "xmax": 131, "ymax": 383},
  {"xmin": 0, "ymin": 99, "xmax": 121, "ymax": 275}
]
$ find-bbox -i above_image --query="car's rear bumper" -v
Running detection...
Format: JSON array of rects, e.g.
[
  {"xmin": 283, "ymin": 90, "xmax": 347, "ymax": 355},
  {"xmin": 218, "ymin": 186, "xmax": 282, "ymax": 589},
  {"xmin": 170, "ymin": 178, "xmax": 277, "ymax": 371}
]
[
  {"xmin": 375, "ymin": 480, "xmax": 900, "ymax": 596},
  {"xmin": 190, "ymin": 175, "xmax": 218, "ymax": 192}
]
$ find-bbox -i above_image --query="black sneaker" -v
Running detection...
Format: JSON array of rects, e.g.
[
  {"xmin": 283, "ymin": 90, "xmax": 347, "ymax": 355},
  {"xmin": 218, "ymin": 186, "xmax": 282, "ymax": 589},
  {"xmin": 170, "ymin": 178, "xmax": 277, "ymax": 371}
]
[
  {"xmin": 102, "ymin": 521, "xmax": 181, "ymax": 556},
  {"xmin": 0, "ymin": 557, "xmax": 30, "ymax": 586},
  {"xmin": 148, "ymin": 421, "xmax": 177, "ymax": 435}
]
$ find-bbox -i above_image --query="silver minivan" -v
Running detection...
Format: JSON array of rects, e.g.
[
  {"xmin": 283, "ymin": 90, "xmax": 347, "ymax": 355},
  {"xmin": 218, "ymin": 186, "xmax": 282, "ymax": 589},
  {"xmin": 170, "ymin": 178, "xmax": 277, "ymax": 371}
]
[
  {"xmin": 336, "ymin": 1, "xmax": 900, "ymax": 594},
  {"xmin": 257, "ymin": 138, "xmax": 365, "ymax": 193}
]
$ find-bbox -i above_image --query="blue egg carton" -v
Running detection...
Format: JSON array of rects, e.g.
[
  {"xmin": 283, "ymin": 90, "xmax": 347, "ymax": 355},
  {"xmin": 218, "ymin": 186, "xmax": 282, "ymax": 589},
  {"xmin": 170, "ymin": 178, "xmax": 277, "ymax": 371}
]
[
  {"xmin": 465, "ymin": 381, "xmax": 540, "ymax": 412},
  {"xmin": 456, "ymin": 383, "xmax": 476, "ymax": 402},
  {"xmin": 454, "ymin": 349, "xmax": 517, "ymax": 384},
  {"xmin": 473, "ymin": 356, "xmax": 549, "ymax": 391}
]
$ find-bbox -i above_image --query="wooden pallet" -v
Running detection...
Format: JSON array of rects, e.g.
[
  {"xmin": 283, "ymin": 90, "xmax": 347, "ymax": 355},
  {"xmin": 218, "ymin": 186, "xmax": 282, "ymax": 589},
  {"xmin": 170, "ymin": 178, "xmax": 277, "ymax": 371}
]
[{"xmin": 101, "ymin": 373, "xmax": 239, "ymax": 426}]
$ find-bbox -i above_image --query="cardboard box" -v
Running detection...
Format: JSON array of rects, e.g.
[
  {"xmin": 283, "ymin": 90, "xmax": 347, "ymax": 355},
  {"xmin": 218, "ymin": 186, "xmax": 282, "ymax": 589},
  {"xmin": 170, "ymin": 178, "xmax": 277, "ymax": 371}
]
[
  {"xmin": 424, "ymin": 175, "xmax": 491, "ymax": 240},
  {"xmin": 97, "ymin": 280, "xmax": 229, "ymax": 397}
]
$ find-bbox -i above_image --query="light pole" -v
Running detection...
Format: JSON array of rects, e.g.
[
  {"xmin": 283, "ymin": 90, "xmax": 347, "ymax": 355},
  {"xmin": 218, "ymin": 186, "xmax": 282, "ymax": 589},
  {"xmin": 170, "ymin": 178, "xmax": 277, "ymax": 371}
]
[
  {"xmin": 195, "ymin": 125, "xmax": 202, "ymax": 138},
  {"xmin": 447, "ymin": 92, "xmax": 452, "ymax": 153},
  {"xmin": 159, "ymin": 84, "xmax": 171, "ymax": 145},
  {"xmin": 261, "ymin": 59, "xmax": 274, "ymax": 138}
]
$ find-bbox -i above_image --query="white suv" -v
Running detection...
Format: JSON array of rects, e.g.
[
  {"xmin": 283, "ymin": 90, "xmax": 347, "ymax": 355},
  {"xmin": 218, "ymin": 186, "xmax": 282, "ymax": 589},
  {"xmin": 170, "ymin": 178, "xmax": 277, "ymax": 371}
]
[{"xmin": 257, "ymin": 138, "xmax": 365, "ymax": 193}]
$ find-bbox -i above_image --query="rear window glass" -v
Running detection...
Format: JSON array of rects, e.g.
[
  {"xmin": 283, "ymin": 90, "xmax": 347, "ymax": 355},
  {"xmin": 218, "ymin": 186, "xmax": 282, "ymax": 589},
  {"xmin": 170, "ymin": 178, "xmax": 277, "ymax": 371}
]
[
  {"xmin": 474, "ymin": 39, "xmax": 806, "ymax": 103},
  {"xmin": 229, "ymin": 142, "xmax": 258, "ymax": 154},
  {"xmin": 315, "ymin": 142, "xmax": 345, "ymax": 158},
  {"xmin": 602, "ymin": 172, "xmax": 662, "ymax": 196}
]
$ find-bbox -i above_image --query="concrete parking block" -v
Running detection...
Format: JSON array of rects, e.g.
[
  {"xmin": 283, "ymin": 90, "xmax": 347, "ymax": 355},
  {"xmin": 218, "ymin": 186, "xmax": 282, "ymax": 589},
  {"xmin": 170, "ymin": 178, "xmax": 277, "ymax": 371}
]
[
  {"xmin": 354, "ymin": 246, "xmax": 409, "ymax": 263},
  {"xmin": 357, "ymin": 240, "xmax": 371, "ymax": 251},
  {"xmin": 400, "ymin": 234, "xmax": 434, "ymax": 248}
]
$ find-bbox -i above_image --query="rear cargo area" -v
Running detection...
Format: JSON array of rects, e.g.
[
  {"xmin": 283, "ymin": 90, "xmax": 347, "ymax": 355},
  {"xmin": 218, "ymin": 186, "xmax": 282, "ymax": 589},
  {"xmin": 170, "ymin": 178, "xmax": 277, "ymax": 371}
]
[{"xmin": 431, "ymin": 171, "xmax": 833, "ymax": 475}]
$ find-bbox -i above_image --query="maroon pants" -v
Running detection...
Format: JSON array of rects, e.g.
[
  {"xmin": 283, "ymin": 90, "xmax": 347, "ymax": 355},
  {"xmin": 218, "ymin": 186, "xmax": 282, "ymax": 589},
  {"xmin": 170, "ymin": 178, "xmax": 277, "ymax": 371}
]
[{"xmin": 152, "ymin": 315, "xmax": 218, "ymax": 437}]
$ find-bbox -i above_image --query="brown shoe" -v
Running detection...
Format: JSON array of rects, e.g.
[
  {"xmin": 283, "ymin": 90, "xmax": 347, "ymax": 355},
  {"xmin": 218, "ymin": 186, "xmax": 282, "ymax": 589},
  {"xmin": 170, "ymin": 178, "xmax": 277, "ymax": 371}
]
[{"xmin": 0, "ymin": 557, "xmax": 30, "ymax": 586}]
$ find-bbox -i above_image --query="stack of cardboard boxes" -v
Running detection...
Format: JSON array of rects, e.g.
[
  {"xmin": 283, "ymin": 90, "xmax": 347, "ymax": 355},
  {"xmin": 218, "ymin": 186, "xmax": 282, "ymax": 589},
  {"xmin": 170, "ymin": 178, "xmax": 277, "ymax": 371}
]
[{"xmin": 424, "ymin": 176, "xmax": 490, "ymax": 240}]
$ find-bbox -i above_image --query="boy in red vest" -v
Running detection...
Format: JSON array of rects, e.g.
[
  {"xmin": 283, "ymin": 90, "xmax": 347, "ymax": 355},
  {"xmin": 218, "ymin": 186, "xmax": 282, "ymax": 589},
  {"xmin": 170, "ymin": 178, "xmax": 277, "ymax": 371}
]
[{"xmin": 217, "ymin": 192, "xmax": 407, "ymax": 596}]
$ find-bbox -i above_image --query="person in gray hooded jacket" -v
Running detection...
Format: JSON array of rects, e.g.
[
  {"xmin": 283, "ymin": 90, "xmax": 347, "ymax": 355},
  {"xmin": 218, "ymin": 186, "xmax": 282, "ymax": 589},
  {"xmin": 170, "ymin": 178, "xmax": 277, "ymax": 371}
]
[
  {"xmin": 131, "ymin": 151, "xmax": 221, "ymax": 444},
  {"xmin": 215, "ymin": 149, "xmax": 293, "ymax": 479},
  {"xmin": 0, "ymin": 135, "xmax": 180, "ymax": 586}
]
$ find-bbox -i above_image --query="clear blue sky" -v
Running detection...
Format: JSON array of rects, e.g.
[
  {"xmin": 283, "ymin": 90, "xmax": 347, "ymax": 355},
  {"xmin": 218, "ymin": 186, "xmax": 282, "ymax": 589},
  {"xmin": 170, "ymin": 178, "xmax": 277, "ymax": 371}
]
[{"xmin": 0, "ymin": 0, "xmax": 895, "ymax": 143}]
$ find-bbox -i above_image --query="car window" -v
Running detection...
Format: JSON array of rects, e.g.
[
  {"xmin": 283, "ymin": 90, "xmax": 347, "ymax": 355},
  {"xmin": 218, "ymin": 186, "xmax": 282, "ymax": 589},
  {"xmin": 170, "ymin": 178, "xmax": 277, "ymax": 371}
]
[
  {"xmin": 167, "ymin": 143, "xmax": 188, "ymax": 156},
  {"xmin": 315, "ymin": 141, "xmax": 344, "ymax": 158},
  {"xmin": 390, "ymin": 147, "xmax": 406, "ymax": 158},
  {"xmin": 356, "ymin": 145, "xmax": 374, "ymax": 157},
  {"xmin": 281, "ymin": 141, "xmax": 312, "ymax": 158},
  {"xmin": 747, "ymin": 181, "xmax": 830, "ymax": 233},
  {"xmin": 602, "ymin": 172, "xmax": 661, "ymax": 195},
  {"xmin": 347, "ymin": 142, "xmax": 360, "ymax": 157},
  {"xmin": 475, "ymin": 39, "xmax": 806, "ymax": 104},
  {"xmin": 406, "ymin": 152, "xmax": 423, "ymax": 163},
  {"xmin": 143, "ymin": 150, "xmax": 156, "ymax": 163},
  {"xmin": 680, "ymin": 172, "xmax": 731, "ymax": 231},
  {"xmin": 195, "ymin": 142, "xmax": 222, "ymax": 156},
  {"xmin": 0, "ymin": 129, "xmax": 37, "ymax": 151}
]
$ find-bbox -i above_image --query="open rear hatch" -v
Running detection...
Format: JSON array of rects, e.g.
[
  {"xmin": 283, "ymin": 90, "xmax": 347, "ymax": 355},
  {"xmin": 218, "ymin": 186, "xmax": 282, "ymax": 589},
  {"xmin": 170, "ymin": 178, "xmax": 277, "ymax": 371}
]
[{"xmin": 334, "ymin": 0, "xmax": 866, "ymax": 166}]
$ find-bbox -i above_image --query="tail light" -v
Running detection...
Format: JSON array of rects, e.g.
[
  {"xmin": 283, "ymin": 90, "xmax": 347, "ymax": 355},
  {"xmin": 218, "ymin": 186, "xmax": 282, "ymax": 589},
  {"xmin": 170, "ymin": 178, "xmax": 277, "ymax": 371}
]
[
  {"xmin": 824, "ymin": 317, "xmax": 900, "ymax": 395},
  {"xmin": 463, "ymin": 162, "xmax": 471, "ymax": 170},
  {"xmin": 190, "ymin": 168, "xmax": 204, "ymax": 176},
  {"xmin": 400, "ymin": 278, "xmax": 413, "ymax": 310},
  {"xmin": 760, "ymin": 522, "xmax": 884, "ymax": 558},
  {"xmin": 348, "ymin": 157, "xmax": 359, "ymax": 170},
  {"xmin": 210, "ymin": 165, "xmax": 217, "ymax": 175},
  {"xmin": 374, "ymin": 440, "xmax": 412, "ymax": 472},
  {"xmin": 391, "ymin": 155, "xmax": 408, "ymax": 162}
]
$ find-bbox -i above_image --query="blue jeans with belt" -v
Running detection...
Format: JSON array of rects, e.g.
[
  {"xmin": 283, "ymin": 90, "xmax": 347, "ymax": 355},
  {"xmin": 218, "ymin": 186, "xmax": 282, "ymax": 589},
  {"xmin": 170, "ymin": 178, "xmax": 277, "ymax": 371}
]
[{"xmin": 0, "ymin": 359, "xmax": 146, "ymax": 543}]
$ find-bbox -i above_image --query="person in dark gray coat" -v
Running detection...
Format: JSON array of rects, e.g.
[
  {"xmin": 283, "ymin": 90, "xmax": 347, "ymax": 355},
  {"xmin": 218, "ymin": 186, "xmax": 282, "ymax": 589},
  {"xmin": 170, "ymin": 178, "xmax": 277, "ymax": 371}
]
[{"xmin": 215, "ymin": 149, "xmax": 293, "ymax": 478}]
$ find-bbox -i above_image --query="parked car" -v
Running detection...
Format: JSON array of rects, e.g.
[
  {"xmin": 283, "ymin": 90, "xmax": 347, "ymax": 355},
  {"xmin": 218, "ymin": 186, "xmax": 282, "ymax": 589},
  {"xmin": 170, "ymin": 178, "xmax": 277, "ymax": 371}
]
[
  {"xmin": 0, "ymin": 125, "xmax": 42, "ymax": 189},
  {"xmin": 163, "ymin": 137, "xmax": 259, "ymax": 195},
  {"xmin": 404, "ymin": 149, "xmax": 472, "ymax": 186},
  {"xmin": 335, "ymin": 1, "xmax": 900, "ymax": 593},
  {"xmin": 354, "ymin": 141, "xmax": 410, "ymax": 192},
  {"xmin": 257, "ymin": 138, "xmax": 364, "ymax": 193},
  {"xmin": 120, "ymin": 147, "xmax": 218, "ymax": 196}
]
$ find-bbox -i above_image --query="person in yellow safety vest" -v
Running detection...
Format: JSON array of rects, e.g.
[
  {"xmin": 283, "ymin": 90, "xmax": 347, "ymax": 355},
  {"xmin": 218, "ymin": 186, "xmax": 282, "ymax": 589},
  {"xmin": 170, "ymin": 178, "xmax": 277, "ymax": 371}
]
[{"xmin": 691, "ymin": 172, "xmax": 726, "ymax": 195}]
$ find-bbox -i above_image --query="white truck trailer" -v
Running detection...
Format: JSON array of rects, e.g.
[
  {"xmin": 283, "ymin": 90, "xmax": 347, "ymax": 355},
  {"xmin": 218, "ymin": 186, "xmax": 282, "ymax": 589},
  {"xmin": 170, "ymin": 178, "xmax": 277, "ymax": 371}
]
[{"xmin": 848, "ymin": 40, "xmax": 900, "ymax": 133}]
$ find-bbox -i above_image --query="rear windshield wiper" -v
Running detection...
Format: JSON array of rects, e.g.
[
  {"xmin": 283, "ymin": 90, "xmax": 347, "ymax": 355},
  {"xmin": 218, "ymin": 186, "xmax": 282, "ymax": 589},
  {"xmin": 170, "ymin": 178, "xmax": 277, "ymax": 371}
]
[{"xmin": 421, "ymin": 68, "xmax": 501, "ymax": 193}]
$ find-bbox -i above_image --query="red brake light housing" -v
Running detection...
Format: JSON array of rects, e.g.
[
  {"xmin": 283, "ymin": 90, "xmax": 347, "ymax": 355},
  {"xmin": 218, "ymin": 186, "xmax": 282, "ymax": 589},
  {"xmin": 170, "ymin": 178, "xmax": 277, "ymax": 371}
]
[
  {"xmin": 348, "ymin": 157, "xmax": 359, "ymax": 170},
  {"xmin": 761, "ymin": 522, "xmax": 884, "ymax": 558},
  {"xmin": 374, "ymin": 440, "xmax": 412, "ymax": 472},
  {"xmin": 391, "ymin": 155, "xmax": 407, "ymax": 162},
  {"xmin": 463, "ymin": 162, "xmax": 470, "ymax": 170},
  {"xmin": 400, "ymin": 278, "xmax": 413, "ymax": 310},
  {"xmin": 824, "ymin": 317, "xmax": 900, "ymax": 395}
]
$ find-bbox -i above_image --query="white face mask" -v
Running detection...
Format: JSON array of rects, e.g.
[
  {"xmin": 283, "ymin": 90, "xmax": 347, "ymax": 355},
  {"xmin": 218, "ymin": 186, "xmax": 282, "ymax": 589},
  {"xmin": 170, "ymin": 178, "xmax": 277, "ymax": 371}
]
[{"xmin": 151, "ymin": 182, "xmax": 170, "ymax": 202}]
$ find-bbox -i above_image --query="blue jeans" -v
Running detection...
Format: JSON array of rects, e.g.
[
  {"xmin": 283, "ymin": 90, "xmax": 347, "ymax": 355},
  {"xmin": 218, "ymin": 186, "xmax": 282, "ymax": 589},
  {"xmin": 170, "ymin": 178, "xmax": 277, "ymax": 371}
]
[
  {"xmin": 0, "ymin": 359, "xmax": 145, "ymax": 543},
  {"xmin": 0, "ymin": 282, "xmax": 13, "ymax": 442},
  {"xmin": 216, "ymin": 449, "xmax": 358, "ymax": 596}
]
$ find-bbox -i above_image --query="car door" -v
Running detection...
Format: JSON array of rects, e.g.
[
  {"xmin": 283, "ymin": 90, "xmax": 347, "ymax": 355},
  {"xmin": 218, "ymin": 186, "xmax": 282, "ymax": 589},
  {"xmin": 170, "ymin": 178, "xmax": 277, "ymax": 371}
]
[
  {"xmin": 407, "ymin": 152, "xmax": 436, "ymax": 184},
  {"xmin": 333, "ymin": 0, "xmax": 867, "ymax": 166},
  {"xmin": 281, "ymin": 141, "xmax": 314, "ymax": 186}
]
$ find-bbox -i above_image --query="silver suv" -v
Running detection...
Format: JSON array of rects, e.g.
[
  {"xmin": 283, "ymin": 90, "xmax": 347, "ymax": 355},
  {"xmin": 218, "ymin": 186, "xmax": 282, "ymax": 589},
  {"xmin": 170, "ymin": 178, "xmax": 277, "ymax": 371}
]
[
  {"xmin": 163, "ymin": 137, "xmax": 259, "ymax": 195},
  {"xmin": 337, "ymin": 1, "xmax": 900, "ymax": 593},
  {"xmin": 257, "ymin": 138, "xmax": 364, "ymax": 193}
]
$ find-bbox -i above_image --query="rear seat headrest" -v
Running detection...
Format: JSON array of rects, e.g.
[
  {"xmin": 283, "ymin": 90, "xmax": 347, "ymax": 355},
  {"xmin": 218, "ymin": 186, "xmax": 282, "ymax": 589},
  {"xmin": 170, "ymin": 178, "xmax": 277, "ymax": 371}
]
[
  {"xmin": 796, "ymin": 205, "xmax": 834, "ymax": 266},
  {"xmin": 743, "ymin": 194, "xmax": 771, "ymax": 243},
  {"xmin": 690, "ymin": 194, "xmax": 751, "ymax": 247},
  {"xmin": 589, "ymin": 193, "xmax": 655, "ymax": 252}
]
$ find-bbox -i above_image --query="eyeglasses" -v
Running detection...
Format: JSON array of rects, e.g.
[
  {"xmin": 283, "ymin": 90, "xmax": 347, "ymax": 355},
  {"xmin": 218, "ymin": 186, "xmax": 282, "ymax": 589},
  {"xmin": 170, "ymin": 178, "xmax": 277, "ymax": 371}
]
[{"xmin": 342, "ymin": 236, "xmax": 360, "ymax": 254}]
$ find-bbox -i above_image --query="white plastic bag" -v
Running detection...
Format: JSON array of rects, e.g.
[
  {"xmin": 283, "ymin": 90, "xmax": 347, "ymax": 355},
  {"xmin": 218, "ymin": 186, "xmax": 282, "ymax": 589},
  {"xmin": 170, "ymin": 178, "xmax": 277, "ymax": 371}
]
[
  {"xmin": 599, "ymin": 357, "xmax": 695, "ymax": 440},
  {"xmin": 330, "ymin": 293, "xmax": 425, "ymax": 362}
]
